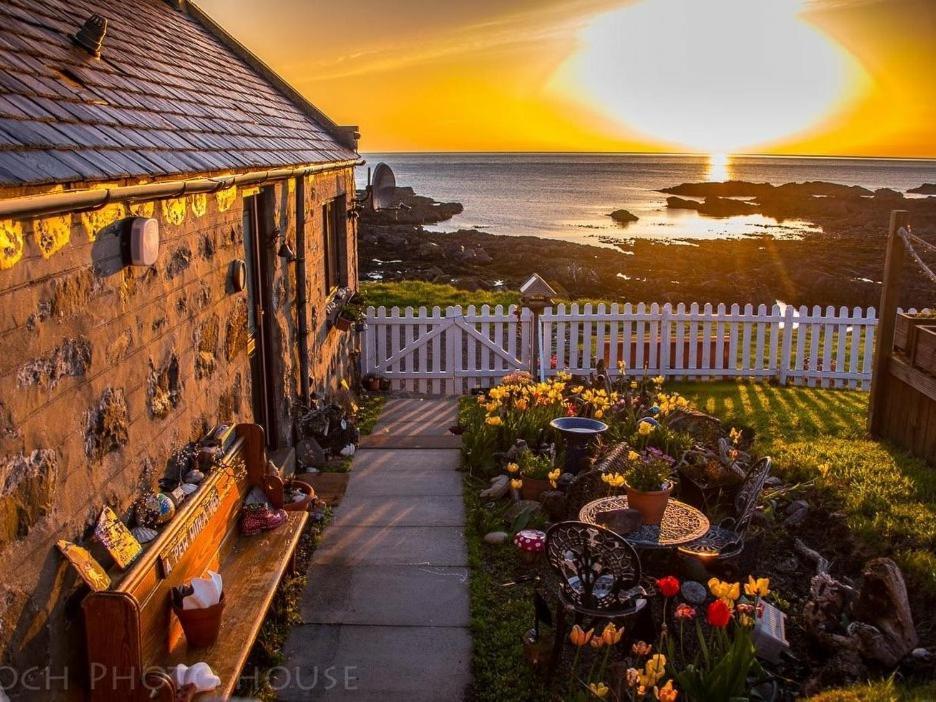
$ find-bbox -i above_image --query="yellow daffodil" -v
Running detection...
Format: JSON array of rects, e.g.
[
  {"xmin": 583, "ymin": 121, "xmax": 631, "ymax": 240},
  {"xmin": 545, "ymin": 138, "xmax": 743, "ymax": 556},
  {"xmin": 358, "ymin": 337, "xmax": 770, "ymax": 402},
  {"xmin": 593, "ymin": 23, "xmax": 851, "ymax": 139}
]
[
  {"xmin": 744, "ymin": 576, "xmax": 770, "ymax": 598},
  {"xmin": 657, "ymin": 679, "xmax": 678, "ymax": 702},
  {"xmin": 601, "ymin": 472, "xmax": 626, "ymax": 488},
  {"xmin": 708, "ymin": 578, "xmax": 741, "ymax": 603},
  {"xmin": 594, "ymin": 409, "xmax": 604, "ymax": 419},
  {"xmin": 653, "ymin": 375, "xmax": 665, "ymax": 385},
  {"xmin": 588, "ymin": 682, "xmax": 610, "ymax": 699},
  {"xmin": 627, "ymin": 450, "xmax": 640, "ymax": 462},
  {"xmin": 569, "ymin": 625, "xmax": 594, "ymax": 647},
  {"xmin": 638, "ymin": 420, "xmax": 655, "ymax": 436},
  {"xmin": 729, "ymin": 427, "xmax": 743, "ymax": 444},
  {"xmin": 485, "ymin": 416, "xmax": 502, "ymax": 426},
  {"xmin": 506, "ymin": 462, "xmax": 519, "ymax": 474},
  {"xmin": 601, "ymin": 622, "xmax": 624, "ymax": 646},
  {"xmin": 630, "ymin": 381, "xmax": 639, "ymax": 389}
]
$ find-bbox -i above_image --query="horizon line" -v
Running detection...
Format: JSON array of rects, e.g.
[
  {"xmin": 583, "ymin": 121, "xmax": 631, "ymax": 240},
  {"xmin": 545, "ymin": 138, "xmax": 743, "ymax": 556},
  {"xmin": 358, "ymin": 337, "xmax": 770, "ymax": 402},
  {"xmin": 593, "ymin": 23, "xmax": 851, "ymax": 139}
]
[{"xmin": 357, "ymin": 150, "xmax": 936, "ymax": 162}]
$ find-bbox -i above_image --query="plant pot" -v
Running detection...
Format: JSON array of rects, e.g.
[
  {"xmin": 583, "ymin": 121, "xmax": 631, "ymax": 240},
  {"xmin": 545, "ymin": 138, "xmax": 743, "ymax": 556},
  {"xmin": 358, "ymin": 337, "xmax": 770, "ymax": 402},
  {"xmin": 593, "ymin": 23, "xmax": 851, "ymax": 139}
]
[
  {"xmin": 894, "ymin": 312, "xmax": 936, "ymax": 355},
  {"xmin": 282, "ymin": 480, "xmax": 315, "ymax": 512},
  {"xmin": 364, "ymin": 376, "xmax": 381, "ymax": 392},
  {"xmin": 334, "ymin": 315, "xmax": 353, "ymax": 332},
  {"xmin": 520, "ymin": 476, "xmax": 551, "ymax": 501},
  {"xmin": 379, "ymin": 378, "xmax": 391, "ymax": 392},
  {"xmin": 626, "ymin": 482, "xmax": 673, "ymax": 525},
  {"xmin": 173, "ymin": 593, "xmax": 225, "ymax": 648}
]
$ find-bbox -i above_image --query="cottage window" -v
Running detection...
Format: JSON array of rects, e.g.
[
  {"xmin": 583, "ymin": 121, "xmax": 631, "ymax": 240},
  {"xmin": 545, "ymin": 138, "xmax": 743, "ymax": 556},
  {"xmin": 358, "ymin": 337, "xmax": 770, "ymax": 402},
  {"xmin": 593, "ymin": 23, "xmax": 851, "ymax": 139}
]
[{"xmin": 323, "ymin": 195, "xmax": 347, "ymax": 294}]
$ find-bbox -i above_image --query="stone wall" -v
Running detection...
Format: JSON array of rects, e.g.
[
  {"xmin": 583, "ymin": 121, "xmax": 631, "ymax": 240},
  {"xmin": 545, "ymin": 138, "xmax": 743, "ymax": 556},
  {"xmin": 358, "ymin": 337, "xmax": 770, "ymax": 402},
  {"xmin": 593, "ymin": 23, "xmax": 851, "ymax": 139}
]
[{"xmin": 0, "ymin": 166, "xmax": 358, "ymax": 693}]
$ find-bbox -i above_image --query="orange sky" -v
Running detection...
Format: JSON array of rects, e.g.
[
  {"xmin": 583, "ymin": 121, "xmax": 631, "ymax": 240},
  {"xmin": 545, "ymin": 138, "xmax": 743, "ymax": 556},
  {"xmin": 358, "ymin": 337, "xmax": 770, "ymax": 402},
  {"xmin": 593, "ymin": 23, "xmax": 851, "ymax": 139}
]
[{"xmin": 198, "ymin": 0, "xmax": 936, "ymax": 157}]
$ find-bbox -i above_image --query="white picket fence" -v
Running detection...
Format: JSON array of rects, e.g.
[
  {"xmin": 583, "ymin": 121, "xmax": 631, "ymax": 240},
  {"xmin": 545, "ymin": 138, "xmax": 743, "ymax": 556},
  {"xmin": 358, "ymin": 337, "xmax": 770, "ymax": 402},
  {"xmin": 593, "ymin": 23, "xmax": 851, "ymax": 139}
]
[{"xmin": 362, "ymin": 303, "xmax": 879, "ymax": 395}]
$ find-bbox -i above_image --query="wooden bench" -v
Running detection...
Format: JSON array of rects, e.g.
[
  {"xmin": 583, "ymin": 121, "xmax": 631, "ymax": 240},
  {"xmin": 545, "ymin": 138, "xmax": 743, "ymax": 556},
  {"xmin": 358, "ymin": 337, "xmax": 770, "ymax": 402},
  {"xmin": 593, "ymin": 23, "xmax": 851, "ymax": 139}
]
[{"xmin": 82, "ymin": 424, "xmax": 308, "ymax": 702}]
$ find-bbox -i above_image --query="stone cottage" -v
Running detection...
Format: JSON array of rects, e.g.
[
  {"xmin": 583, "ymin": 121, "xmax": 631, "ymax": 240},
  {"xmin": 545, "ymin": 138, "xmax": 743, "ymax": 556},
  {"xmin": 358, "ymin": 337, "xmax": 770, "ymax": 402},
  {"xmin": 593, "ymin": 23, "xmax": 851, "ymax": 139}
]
[{"xmin": 0, "ymin": 0, "xmax": 359, "ymax": 693}]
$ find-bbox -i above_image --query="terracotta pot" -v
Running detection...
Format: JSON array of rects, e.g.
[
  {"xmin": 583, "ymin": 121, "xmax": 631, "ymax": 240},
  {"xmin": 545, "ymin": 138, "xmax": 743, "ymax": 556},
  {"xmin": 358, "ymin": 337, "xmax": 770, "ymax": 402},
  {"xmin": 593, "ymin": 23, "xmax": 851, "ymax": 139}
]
[
  {"xmin": 334, "ymin": 315, "xmax": 353, "ymax": 332},
  {"xmin": 365, "ymin": 376, "xmax": 381, "ymax": 391},
  {"xmin": 282, "ymin": 479, "xmax": 315, "ymax": 512},
  {"xmin": 520, "ymin": 476, "xmax": 550, "ymax": 501},
  {"xmin": 173, "ymin": 593, "xmax": 225, "ymax": 648},
  {"xmin": 626, "ymin": 482, "xmax": 673, "ymax": 525}
]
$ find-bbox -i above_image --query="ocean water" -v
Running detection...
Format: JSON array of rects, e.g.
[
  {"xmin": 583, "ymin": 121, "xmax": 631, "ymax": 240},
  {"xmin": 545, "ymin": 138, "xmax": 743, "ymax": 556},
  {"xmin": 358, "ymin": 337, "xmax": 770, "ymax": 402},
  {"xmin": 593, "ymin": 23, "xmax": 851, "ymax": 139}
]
[{"xmin": 355, "ymin": 153, "xmax": 936, "ymax": 246}]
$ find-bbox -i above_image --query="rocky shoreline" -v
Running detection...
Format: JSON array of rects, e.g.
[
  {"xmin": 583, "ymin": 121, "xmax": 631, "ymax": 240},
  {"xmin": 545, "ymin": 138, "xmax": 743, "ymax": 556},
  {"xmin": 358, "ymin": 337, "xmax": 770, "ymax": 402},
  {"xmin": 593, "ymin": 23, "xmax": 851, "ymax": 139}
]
[{"xmin": 358, "ymin": 183, "xmax": 936, "ymax": 308}]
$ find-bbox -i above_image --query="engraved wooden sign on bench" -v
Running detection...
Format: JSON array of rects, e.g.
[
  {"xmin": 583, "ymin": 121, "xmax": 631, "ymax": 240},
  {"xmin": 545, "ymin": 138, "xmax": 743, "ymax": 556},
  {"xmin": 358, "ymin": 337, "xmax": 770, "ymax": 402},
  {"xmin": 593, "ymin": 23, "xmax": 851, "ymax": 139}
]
[{"xmin": 81, "ymin": 424, "xmax": 308, "ymax": 702}]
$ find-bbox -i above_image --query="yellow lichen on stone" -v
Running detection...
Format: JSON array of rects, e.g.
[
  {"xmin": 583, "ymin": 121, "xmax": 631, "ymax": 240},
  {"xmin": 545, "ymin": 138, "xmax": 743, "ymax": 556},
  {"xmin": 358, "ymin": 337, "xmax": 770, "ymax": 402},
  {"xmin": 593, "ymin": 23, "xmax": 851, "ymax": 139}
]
[
  {"xmin": 34, "ymin": 214, "xmax": 72, "ymax": 258},
  {"xmin": 216, "ymin": 186, "xmax": 237, "ymax": 212},
  {"xmin": 81, "ymin": 203, "xmax": 126, "ymax": 242},
  {"xmin": 0, "ymin": 219, "xmax": 24, "ymax": 269},
  {"xmin": 190, "ymin": 193, "xmax": 207, "ymax": 217},
  {"xmin": 161, "ymin": 197, "xmax": 186, "ymax": 225},
  {"xmin": 128, "ymin": 201, "xmax": 155, "ymax": 218}
]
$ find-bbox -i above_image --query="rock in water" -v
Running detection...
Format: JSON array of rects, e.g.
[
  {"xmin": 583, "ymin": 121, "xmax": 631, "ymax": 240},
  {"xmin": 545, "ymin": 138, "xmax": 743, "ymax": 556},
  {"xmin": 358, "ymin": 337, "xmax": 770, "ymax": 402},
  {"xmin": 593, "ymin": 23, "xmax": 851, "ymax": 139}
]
[
  {"xmin": 608, "ymin": 209, "xmax": 638, "ymax": 224},
  {"xmin": 850, "ymin": 558, "xmax": 918, "ymax": 667},
  {"xmin": 483, "ymin": 531, "xmax": 509, "ymax": 545},
  {"xmin": 480, "ymin": 475, "xmax": 509, "ymax": 500}
]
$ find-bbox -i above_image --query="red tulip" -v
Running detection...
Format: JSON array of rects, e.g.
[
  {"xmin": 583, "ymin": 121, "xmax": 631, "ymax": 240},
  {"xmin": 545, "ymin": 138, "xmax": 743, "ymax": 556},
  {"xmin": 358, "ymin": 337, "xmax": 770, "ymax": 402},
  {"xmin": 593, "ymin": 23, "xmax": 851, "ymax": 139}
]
[
  {"xmin": 706, "ymin": 599, "xmax": 732, "ymax": 628},
  {"xmin": 656, "ymin": 576, "xmax": 680, "ymax": 598}
]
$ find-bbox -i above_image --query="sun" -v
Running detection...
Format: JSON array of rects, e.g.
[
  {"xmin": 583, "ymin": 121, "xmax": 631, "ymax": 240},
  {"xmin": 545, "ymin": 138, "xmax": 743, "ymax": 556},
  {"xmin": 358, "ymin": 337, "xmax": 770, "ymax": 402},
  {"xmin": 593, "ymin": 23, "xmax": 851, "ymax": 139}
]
[{"xmin": 551, "ymin": 0, "xmax": 868, "ymax": 153}]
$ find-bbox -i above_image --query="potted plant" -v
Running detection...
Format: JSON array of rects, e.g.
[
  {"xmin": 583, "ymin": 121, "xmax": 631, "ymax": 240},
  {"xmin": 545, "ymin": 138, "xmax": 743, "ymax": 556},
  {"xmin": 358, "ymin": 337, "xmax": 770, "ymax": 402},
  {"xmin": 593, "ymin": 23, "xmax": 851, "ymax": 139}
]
[
  {"xmin": 624, "ymin": 449, "xmax": 674, "ymax": 525},
  {"xmin": 894, "ymin": 310, "xmax": 936, "ymax": 355},
  {"xmin": 517, "ymin": 449, "xmax": 555, "ymax": 501},
  {"xmin": 334, "ymin": 309, "xmax": 355, "ymax": 332},
  {"xmin": 363, "ymin": 373, "xmax": 381, "ymax": 392}
]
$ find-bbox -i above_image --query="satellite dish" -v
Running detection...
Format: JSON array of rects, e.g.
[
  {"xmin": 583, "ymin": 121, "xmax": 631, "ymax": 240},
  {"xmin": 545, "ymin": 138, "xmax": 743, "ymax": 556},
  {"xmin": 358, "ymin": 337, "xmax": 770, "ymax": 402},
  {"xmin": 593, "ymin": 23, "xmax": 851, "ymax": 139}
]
[{"xmin": 371, "ymin": 162, "xmax": 397, "ymax": 210}]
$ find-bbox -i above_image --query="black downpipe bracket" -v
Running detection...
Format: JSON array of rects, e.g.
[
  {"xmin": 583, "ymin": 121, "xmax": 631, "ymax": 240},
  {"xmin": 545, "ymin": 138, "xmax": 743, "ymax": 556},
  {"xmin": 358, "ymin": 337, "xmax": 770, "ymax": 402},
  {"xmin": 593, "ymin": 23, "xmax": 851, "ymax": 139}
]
[{"xmin": 295, "ymin": 176, "xmax": 311, "ymax": 404}]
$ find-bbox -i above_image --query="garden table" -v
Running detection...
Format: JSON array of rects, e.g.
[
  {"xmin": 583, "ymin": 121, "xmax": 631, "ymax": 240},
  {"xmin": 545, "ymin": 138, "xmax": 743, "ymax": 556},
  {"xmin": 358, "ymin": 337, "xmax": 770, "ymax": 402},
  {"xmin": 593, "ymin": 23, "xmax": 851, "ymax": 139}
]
[{"xmin": 578, "ymin": 496, "xmax": 710, "ymax": 550}]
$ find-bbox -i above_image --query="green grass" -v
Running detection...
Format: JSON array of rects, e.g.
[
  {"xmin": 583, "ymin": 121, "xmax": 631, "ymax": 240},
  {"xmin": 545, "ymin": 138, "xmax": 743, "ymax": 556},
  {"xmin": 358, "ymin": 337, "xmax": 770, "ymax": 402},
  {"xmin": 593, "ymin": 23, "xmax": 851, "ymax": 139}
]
[
  {"xmin": 464, "ymin": 473, "xmax": 547, "ymax": 702},
  {"xmin": 356, "ymin": 393, "xmax": 386, "ymax": 435},
  {"xmin": 360, "ymin": 280, "xmax": 520, "ymax": 309},
  {"xmin": 672, "ymin": 381, "xmax": 936, "ymax": 597},
  {"xmin": 806, "ymin": 678, "xmax": 936, "ymax": 701}
]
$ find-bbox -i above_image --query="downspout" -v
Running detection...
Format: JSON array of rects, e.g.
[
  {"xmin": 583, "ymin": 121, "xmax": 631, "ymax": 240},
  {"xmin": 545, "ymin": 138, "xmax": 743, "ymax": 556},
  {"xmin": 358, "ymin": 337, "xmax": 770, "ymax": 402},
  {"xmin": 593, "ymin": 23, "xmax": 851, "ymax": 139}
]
[{"xmin": 295, "ymin": 175, "xmax": 311, "ymax": 404}]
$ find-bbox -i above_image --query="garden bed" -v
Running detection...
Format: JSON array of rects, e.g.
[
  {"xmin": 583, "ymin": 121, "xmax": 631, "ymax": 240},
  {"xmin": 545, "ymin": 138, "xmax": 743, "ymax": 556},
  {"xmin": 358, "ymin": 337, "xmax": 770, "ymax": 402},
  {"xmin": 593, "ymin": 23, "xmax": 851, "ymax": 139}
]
[{"xmin": 462, "ymin": 375, "xmax": 936, "ymax": 701}]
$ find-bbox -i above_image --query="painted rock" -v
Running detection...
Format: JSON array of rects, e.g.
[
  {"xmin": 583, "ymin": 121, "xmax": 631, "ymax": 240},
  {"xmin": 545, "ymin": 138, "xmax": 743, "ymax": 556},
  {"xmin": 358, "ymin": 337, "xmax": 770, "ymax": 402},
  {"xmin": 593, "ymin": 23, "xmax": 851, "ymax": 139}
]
[
  {"xmin": 681, "ymin": 580, "xmax": 708, "ymax": 604},
  {"xmin": 135, "ymin": 492, "xmax": 176, "ymax": 527}
]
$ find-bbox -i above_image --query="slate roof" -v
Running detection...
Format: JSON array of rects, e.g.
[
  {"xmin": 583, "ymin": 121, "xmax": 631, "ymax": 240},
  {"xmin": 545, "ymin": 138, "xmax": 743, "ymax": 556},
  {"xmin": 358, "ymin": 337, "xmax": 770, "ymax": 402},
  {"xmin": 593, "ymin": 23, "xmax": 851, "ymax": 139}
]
[{"xmin": 0, "ymin": 0, "xmax": 357, "ymax": 187}]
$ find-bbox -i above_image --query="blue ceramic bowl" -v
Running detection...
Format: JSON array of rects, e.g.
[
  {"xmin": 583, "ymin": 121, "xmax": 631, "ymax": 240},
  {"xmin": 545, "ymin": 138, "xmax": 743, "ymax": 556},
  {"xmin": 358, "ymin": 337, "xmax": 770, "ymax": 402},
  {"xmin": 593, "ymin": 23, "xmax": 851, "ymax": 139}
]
[{"xmin": 549, "ymin": 417, "xmax": 609, "ymax": 435}]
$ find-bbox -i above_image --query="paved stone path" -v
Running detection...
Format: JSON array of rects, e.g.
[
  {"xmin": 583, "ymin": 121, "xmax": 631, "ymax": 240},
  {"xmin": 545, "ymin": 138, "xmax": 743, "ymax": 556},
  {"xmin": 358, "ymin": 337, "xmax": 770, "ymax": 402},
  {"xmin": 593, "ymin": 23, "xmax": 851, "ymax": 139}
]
[{"xmin": 279, "ymin": 399, "xmax": 470, "ymax": 701}]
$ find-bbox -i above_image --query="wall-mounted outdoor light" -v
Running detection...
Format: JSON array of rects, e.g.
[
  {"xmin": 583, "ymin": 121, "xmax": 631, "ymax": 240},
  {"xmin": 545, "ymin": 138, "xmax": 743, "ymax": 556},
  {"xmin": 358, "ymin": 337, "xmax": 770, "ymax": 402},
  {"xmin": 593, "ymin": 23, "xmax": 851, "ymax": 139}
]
[
  {"xmin": 128, "ymin": 217, "xmax": 159, "ymax": 266},
  {"xmin": 230, "ymin": 259, "xmax": 247, "ymax": 291}
]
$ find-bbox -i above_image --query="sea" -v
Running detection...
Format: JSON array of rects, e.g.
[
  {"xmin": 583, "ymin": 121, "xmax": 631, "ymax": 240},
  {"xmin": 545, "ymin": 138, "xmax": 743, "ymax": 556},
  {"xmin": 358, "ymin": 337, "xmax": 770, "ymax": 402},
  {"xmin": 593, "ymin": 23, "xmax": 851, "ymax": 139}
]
[{"xmin": 355, "ymin": 153, "xmax": 936, "ymax": 247}]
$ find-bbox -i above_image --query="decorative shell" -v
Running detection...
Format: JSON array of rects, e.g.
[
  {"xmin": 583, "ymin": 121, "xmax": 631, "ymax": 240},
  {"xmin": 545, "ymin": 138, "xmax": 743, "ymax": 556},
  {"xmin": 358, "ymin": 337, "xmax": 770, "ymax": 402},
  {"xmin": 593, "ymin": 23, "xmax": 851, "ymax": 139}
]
[
  {"xmin": 131, "ymin": 526, "xmax": 158, "ymax": 544},
  {"xmin": 184, "ymin": 469, "xmax": 206, "ymax": 484}
]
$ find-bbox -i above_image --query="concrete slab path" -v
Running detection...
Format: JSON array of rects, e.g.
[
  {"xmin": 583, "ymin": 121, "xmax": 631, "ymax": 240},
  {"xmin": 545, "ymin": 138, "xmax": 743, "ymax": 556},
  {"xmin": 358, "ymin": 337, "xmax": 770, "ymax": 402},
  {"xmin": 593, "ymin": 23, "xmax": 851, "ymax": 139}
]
[{"xmin": 278, "ymin": 399, "xmax": 471, "ymax": 701}]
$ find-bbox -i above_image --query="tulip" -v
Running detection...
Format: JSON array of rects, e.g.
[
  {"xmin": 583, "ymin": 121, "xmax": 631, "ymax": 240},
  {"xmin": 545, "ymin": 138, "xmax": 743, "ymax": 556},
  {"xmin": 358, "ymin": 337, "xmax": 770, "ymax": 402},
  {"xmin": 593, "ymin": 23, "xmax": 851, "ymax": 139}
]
[
  {"xmin": 657, "ymin": 679, "xmax": 678, "ymax": 702},
  {"xmin": 656, "ymin": 576, "xmax": 680, "ymax": 598},
  {"xmin": 653, "ymin": 375, "xmax": 665, "ymax": 385},
  {"xmin": 510, "ymin": 479, "xmax": 523, "ymax": 490},
  {"xmin": 674, "ymin": 603, "xmax": 696, "ymax": 620},
  {"xmin": 485, "ymin": 416, "xmax": 502, "ymax": 426},
  {"xmin": 708, "ymin": 578, "xmax": 741, "ymax": 603},
  {"xmin": 638, "ymin": 420, "xmax": 655, "ymax": 436},
  {"xmin": 587, "ymin": 682, "xmax": 609, "ymax": 699},
  {"xmin": 569, "ymin": 625, "xmax": 594, "ymax": 647},
  {"xmin": 706, "ymin": 599, "xmax": 732, "ymax": 628},
  {"xmin": 645, "ymin": 653, "xmax": 667, "ymax": 679},
  {"xmin": 506, "ymin": 463, "xmax": 519, "ymax": 474},
  {"xmin": 744, "ymin": 576, "xmax": 770, "ymax": 598},
  {"xmin": 590, "ymin": 636, "xmax": 605, "ymax": 649},
  {"xmin": 631, "ymin": 640, "xmax": 652, "ymax": 657},
  {"xmin": 601, "ymin": 622, "xmax": 624, "ymax": 646},
  {"xmin": 625, "ymin": 668, "xmax": 640, "ymax": 688}
]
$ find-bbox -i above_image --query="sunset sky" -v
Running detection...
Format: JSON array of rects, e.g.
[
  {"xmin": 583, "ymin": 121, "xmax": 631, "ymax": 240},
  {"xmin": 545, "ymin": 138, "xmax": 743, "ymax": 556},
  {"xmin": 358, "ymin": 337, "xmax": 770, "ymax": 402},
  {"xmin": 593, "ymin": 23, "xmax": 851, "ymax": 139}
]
[{"xmin": 199, "ymin": 0, "xmax": 936, "ymax": 157}]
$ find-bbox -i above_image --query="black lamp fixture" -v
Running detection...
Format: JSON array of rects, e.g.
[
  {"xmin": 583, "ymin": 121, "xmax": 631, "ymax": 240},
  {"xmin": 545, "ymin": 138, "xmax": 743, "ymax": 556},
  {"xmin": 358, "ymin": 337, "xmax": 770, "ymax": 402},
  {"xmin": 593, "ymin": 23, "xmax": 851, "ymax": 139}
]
[{"xmin": 270, "ymin": 226, "xmax": 297, "ymax": 262}]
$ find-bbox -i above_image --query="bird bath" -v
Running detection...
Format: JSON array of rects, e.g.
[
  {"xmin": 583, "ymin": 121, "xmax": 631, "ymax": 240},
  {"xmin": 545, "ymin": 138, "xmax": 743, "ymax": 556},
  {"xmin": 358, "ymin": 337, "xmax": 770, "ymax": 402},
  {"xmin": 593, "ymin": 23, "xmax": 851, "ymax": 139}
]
[{"xmin": 549, "ymin": 417, "xmax": 608, "ymax": 474}]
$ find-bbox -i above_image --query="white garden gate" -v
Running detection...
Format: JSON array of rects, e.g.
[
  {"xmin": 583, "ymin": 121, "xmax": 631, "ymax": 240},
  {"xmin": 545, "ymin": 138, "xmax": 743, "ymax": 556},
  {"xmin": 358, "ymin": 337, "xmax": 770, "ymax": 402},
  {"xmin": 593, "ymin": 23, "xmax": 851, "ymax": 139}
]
[{"xmin": 362, "ymin": 302, "xmax": 879, "ymax": 395}]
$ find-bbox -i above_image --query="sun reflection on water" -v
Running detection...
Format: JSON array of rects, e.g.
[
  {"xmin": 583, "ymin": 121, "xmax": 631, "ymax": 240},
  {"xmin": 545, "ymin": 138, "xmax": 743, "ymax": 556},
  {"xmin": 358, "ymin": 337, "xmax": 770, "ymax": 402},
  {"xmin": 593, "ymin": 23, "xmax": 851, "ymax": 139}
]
[{"xmin": 706, "ymin": 152, "xmax": 731, "ymax": 182}]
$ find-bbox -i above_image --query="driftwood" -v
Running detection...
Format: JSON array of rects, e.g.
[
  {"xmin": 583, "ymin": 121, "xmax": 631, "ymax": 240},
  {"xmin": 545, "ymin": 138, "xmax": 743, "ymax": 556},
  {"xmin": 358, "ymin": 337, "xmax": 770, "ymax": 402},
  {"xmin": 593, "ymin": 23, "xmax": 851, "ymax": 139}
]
[
  {"xmin": 849, "ymin": 558, "xmax": 918, "ymax": 667},
  {"xmin": 802, "ymin": 554, "xmax": 917, "ymax": 671}
]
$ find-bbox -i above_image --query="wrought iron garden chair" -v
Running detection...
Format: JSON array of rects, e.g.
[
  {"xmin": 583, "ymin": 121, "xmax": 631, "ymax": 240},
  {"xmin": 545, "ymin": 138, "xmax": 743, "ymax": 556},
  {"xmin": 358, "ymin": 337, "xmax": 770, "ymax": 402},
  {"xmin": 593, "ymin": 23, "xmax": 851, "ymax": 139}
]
[
  {"xmin": 545, "ymin": 521, "xmax": 648, "ymax": 674},
  {"xmin": 677, "ymin": 456, "xmax": 771, "ymax": 566}
]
